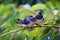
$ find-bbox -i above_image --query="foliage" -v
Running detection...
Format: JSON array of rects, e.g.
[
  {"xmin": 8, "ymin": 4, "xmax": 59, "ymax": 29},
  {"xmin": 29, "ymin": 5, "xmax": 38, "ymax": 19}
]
[{"xmin": 0, "ymin": 0, "xmax": 60, "ymax": 40}]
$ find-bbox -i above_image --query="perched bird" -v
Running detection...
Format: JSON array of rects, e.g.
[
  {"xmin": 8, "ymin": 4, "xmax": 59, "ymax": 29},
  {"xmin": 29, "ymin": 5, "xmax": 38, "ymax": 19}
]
[{"xmin": 16, "ymin": 10, "xmax": 44, "ymax": 28}]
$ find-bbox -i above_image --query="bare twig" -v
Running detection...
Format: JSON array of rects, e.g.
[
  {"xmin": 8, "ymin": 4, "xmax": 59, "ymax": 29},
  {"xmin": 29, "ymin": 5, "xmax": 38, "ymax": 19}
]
[
  {"xmin": 0, "ymin": 25, "xmax": 60, "ymax": 37},
  {"xmin": 0, "ymin": 28, "xmax": 24, "ymax": 37}
]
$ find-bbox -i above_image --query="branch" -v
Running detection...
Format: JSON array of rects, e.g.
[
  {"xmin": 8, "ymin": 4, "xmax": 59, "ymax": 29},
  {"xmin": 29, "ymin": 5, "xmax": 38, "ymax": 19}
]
[
  {"xmin": 0, "ymin": 24, "xmax": 60, "ymax": 37},
  {"xmin": 0, "ymin": 28, "xmax": 25, "ymax": 37}
]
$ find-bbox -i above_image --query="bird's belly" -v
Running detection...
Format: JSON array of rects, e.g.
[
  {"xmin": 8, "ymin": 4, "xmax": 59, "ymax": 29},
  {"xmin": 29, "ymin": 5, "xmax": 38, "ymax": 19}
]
[
  {"xmin": 27, "ymin": 22, "xmax": 34, "ymax": 27},
  {"xmin": 35, "ymin": 19, "xmax": 43, "ymax": 24},
  {"xmin": 22, "ymin": 22, "xmax": 34, "ymax": 28}
]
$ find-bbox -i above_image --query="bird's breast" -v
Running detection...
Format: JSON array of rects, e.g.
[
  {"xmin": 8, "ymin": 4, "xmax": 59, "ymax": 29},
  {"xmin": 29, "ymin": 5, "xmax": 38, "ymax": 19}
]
[{"xmin": 35, "ymin": 15, "xmax": 43, "ymax": 20}]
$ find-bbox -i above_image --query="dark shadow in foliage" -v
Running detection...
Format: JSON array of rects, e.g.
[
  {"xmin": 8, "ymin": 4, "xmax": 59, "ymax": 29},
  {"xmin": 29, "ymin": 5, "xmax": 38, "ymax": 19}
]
[
  {"xmin": 26, "ymin": 0, "xmax": 33, "ymax": 5},
  {"xmin": 32, "ymin": 35, "xmax": 39, "ymax": 40},
  {"xmin": 42, "ymin": 28, "xmax": 51, "ymax": 36},
  {"xmin": 31, "ymin": 0, "xmax": 38, "ymax": 6},
  {"xmin": 0, "ymin": 27, "xmax": 6, "ymax": 34},
  {"xmin": 16, "ymin": 0, "xmax": 27, "ymax": 7},
  {"xmin": 52, "ymin": 31, "xmax": 59, "ymax": 40},
  {"xmin": 54, "ymin": 35, "xmax": 60, "ymax": 40},
  {"xmin": 40, "ymin": 0, "xmax": 47, "ymax": 3},
  {"xmin": 56, "ymin": 18, "xmax": 60, "ymax": 24}
]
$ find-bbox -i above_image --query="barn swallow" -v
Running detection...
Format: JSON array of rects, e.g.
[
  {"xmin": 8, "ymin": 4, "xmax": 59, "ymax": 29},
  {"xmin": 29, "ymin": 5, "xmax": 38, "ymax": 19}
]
[{"xmin": 16, "ymin": 10, "xmax": 44, "ymax": 28}]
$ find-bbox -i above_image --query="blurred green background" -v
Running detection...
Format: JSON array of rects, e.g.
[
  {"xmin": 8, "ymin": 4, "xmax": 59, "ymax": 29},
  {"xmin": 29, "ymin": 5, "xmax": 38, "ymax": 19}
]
[{"xmin": 0, "ymin": 0, "xmax": 60, "ymax": 40}]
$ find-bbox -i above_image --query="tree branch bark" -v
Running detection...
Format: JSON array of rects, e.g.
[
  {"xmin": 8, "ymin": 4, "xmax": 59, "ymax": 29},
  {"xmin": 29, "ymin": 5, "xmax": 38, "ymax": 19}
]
[{"xmin": 0, "ymin": 24, "xmax": 60, "ymax": 37}]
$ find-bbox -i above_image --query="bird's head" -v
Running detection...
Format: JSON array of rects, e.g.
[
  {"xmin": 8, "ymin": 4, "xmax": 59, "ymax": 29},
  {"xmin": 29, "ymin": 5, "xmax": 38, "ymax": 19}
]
[{"xmin": 36, "ymin": 10, "xmax": 43, "ymax": 15}]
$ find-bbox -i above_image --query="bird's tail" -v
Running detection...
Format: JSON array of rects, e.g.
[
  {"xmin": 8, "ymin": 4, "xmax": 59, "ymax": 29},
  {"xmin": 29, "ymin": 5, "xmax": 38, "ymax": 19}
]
[{"xmin": 16, "ymin": 19, "xmax": 24, "ymax": 24}]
